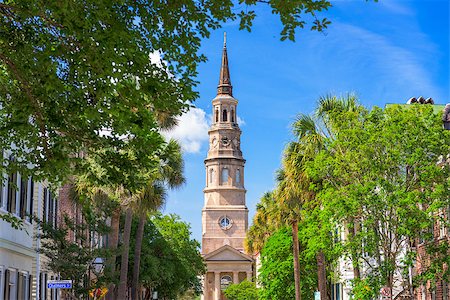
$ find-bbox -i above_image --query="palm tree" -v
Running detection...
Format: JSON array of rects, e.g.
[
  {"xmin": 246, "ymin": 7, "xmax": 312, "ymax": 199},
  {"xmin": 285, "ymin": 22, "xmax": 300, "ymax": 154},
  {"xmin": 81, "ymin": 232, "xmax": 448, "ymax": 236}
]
[
  {"xmin": 276, "ymin": 141, "xmax": 315, "ymax": 300},
  {"xmin": 116, "ymin": 110, "xmax": 181, "ymax": 300},
  {"xmin": 277, "ymin": 94, "xmax": 362, "ymax": 300},
  {"xmin": 130, "ymin": 139, "xmax": 185, "ymax": 300},
  {"xmin": 315, "ymin": 93, "xmax": 364, "ymax": 281},
  {"xmin": 245, "ymin": 191, "xmax": 280, "ymax": 254}
]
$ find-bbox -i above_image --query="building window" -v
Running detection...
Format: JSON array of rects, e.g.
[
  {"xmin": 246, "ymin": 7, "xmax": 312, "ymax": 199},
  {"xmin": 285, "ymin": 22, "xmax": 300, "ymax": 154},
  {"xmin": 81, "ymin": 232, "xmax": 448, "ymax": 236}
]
[
  {"xmin": 28, "ymin": 178, "xmax": 34, "ymax": 223},
  {"xmin": 4, "ymin": 269, "xmax": 17, "ymax": 300},
  {"xmin": 236, "ymin": 169, "xmax": 240, "ymax": 184},
  {"xmin": 7, "ymin": 157, "xmax": 18, "ymax": 214},
  {"xmin": 43, "ymin": 189, "xmax": 57, "ymax": 228},
  {"xmin": 28, "ymin": 274, "xmax": 32, "ymax": 300},
  {"xmin": 221, "ymin": 168, "xmax": 229, "ymax": 185},
  {"xmin": 231, "ymin": 108, "xmax": 235, "ymax": 123},
  {"xmin": 17, "ymin": 272, "xmax": 28, "ymax": 300},
  {"xmin": 19, "ymin": 177, "xmax": 28, "ymax": 219},
  {"xmin": 331, "ymin": 283, "xmax": 342, "ymax": 300},
  {"xmin": 439, "ymin": 212, "xmax": 446, "ymax": 238},
  {"xmin": 40, "ymin": 272, "xmax": 48, "ymax": 300},
  {"xmin": 222, "ymin": 109, "xmax": 228, "ymax": 122},
  {"xmin": 215, "ymin": 108, "xmax": 219, "ymax": 123},
  {"xmin": 4, "ymin": 269, "xmax": 10, "ymax": 300},
  {"xmin": 209, "ymin": 168, "xmax": 214, "ymax": 184},
  {"xmin": 43, "ymin": 188, "xmax": 48, "ymax": 223}
]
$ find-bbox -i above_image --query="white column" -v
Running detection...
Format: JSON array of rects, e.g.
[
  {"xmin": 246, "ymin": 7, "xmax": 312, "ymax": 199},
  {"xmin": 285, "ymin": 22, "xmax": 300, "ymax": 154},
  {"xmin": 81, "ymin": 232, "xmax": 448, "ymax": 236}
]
[
  {"xmin": 233, "ymin": 271, "xmax": 239, "ymax": 284},
  {"xmin": 214, "ymin": 272, "xmax": 221, "ymax": 300}
]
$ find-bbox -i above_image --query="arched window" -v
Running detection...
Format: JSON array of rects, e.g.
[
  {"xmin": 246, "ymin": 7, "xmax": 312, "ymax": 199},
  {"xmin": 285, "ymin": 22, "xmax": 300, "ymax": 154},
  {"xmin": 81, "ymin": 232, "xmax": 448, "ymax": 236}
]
[
  {"xmin": 215, "ymin": 108, "xmax": 219, "ymax": 123},
  {"xmin": 221, "ymin": 168, "xmax": 229, "ymax": 185},
  {"xmin": 231, "ymin": 109, "xmax": 235, "ymax": 123},
  {"xmin": 236, "ymin": 169, "xmax": 241, "ymax": 184},
  {"xmin": 222, "ymin": 109, "xmax": 228, "ymax": 122},
  {"xmin": 209, "ymin": 168, "xmax": 214, "ymax": 184}
]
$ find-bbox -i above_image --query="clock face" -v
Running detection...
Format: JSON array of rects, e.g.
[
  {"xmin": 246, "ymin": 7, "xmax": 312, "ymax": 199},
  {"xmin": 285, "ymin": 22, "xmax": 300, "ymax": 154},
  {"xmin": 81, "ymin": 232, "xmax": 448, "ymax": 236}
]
[
  {"xmin": 219, "ymin": 216, "xmax": 232, "ymax": 230},
  {"xmin": 221, "ymin": 136, "xmax": 231, "ymax": 147}
]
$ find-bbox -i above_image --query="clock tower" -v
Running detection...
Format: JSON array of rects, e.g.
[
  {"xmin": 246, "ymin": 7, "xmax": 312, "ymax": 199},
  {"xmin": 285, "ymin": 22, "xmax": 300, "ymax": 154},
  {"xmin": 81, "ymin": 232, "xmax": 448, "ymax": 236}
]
[{"xmin": 201, "ymin": 34, "xmax": 253, "ymax": 300}]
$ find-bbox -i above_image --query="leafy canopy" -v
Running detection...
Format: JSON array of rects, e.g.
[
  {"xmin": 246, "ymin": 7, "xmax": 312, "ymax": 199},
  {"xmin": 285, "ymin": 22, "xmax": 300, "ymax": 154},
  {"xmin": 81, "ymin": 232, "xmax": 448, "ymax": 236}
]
[
  {"xmin": 0, "ymin": 0, "xmax": 375, "ymax": 190},
  {"xmin": 130, "ymin": 213, "xmax": 205, "ymax": 299}
]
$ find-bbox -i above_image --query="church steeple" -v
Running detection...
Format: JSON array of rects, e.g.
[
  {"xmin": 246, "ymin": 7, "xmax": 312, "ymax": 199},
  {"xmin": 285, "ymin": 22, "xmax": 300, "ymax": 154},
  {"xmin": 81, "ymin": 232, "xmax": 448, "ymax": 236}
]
[
  {"xmin": 217, "ymin": 32, "xmax": 233, "ymax": 96},
  {"xmin": 202, "ymin": 36, "xmax": 252, "ymax": 299}
]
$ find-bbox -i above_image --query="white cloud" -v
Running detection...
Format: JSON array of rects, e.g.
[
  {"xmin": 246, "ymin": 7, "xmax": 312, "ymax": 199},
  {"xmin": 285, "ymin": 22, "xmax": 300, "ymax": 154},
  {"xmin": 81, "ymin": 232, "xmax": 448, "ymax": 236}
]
[
  {"xmin": 336, "ymin": 23, "xmax": 439, "ymax": 97},
  {"xmin": 378, "ymin": 1, "xmax": 414, "ymax": 16},
  {"xmin": 237, "ymin": 116, "xmax": 246, "ymax": 126},
  {"xmin": 162, "ymin": 108, "xmax": 210, "ymax": 154}
]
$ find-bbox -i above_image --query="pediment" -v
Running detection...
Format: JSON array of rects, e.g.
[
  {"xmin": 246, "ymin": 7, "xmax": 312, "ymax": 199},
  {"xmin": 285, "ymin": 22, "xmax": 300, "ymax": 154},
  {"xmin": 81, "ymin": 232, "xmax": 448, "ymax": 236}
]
[{"xmin": 204, "ymin": 245, "xmax": 253, "ymax": 262}]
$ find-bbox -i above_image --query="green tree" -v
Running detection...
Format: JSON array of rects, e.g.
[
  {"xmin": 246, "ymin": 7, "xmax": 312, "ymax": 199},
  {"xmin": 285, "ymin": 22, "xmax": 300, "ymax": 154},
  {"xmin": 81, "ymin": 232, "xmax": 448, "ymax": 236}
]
[
  {"xmin": 36, "ymin": 185, "xmax": 115, "ymax": 299},
  {"xmin": 258, "ymin": 227, "xmax": 317, "ymax": 300},
  {"xmin": 224, "ymin": 280, "xmax": 259, "ymax": 300},
  {"xmin": 245, "ymin": 191, "xmax": 280, "ymax": 254},
  {"xmin": 310, "ymin": 104, "xmax": 450, "ymax": 293},
  {"xmin": 131, "ymin": 139, "xmax": 185, "ymax": 300},
  {"xmin": 0, "ymin": 0, "xmax": 378, "ymax": 191},
  {"xmin": 0, "ymin": 0, "xmax": 344, "ymax": 187},
  {"xmin": 131, "ymin": 213, "xmax": 205, "ymax": 299}
]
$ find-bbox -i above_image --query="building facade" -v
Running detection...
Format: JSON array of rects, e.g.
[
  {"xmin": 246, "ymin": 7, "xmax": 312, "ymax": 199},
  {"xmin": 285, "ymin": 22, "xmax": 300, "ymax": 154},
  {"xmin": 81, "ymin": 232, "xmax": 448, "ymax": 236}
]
[
  {"xmin": 201, "ymin": 35, "xmax": 253, "ymax": 300},
  {"xmin": 0, "ymin": 151, "xmax": 59, "ymax": 300}
]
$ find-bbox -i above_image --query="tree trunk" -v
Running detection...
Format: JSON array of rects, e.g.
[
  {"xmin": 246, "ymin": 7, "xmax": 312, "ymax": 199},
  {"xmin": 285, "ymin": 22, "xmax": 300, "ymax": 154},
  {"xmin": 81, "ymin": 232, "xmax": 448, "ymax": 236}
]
[
  {"xmin": 292, "ymin": 219, "xmax": 301, "ymax": 300},
  {"xmin": 106, "ymin": 207, "xmax": 121, "ymax": 300},
  {"xmin": 118, "ymin": 207, "xmax": 133, "ymax": 300},
  {"xmin": 316, "ymin": 250, "xmax": 328, "ymax": 300},
  {"xmin": 348, "ymin": 218, "xmax": 361, "ymax": 279},
  {"xmin": 131, "ymin": 212, "xmax": 146, "ymax": 300}
]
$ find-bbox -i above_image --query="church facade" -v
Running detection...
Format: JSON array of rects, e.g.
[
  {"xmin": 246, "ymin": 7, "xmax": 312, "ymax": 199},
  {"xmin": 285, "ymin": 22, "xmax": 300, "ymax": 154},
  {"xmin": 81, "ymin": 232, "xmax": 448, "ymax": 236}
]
[{"xmin": 201, "ymin": 36, "xmax": 253, "ymax": 300}]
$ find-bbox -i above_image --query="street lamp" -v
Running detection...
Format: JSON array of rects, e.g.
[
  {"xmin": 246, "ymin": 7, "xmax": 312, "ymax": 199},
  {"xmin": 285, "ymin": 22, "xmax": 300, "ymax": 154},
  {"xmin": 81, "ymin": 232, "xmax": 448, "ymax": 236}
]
[{"xmin": 92, "ymin": 257, "xmax": 104, "ymax": 276}]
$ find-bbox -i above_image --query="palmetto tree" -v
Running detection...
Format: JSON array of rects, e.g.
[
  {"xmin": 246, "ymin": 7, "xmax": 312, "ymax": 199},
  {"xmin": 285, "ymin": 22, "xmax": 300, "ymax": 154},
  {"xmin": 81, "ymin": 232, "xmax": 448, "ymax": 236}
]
[
  {"xmin": 276, "ymin": 129, "xmax": 318, "ymax": 300},
  {"xmin": 276, "ymin": 94, "xmax": 362, "ymax": 300},
  {"xmin": 130, "ymin": 139, "xmax": 185, "ymax": 300},
  {"xmin": 245, "ymin": 191, "xmax": 281, "ymax": 254}
]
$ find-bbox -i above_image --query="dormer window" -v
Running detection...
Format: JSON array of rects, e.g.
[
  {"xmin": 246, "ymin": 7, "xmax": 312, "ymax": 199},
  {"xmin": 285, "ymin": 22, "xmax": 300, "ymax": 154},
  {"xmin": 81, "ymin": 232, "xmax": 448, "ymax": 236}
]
[{"xmin": 223, "ymin": 109, "xmax": 228, "ymax": 122}]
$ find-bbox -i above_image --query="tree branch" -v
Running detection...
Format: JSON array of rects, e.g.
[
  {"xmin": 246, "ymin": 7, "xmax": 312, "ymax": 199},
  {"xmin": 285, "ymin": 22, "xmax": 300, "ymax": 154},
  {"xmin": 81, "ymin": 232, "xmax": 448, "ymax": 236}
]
[{"xmin": 0, "ymin": 53, "xmax": 50, "ymax": 157}]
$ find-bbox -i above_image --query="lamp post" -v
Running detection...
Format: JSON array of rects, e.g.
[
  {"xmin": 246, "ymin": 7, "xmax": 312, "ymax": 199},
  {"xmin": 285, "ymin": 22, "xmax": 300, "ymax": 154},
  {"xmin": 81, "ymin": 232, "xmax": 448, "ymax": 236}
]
[
  {"xmin": 92, "ymin": 257, "xmax": 105, "ymax": 276},
  {"xmin": 90, "ymin": 258, "xmax": 105, "ymax": 300}
]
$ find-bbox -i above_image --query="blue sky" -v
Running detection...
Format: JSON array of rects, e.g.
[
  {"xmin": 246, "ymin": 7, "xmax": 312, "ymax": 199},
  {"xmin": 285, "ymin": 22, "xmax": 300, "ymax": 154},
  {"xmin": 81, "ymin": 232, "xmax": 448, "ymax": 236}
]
[{"xmin": 163, "ymin": 0, "xmax": 450, "ymax": 244}]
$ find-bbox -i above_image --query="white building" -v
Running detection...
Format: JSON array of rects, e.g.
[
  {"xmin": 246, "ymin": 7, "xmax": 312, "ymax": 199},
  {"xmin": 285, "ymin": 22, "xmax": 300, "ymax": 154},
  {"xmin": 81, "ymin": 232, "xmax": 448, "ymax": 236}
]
[{"xmin": 0, "ymin": 152, "xmax": 59, "ymax": 300}]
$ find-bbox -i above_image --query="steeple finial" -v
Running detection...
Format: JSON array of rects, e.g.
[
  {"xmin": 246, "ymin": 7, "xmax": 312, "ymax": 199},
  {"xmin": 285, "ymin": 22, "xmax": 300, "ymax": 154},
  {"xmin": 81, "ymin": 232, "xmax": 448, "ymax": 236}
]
[{"xmin": 217, "ymin": 32, "xmax": 232, "ymax": 96}]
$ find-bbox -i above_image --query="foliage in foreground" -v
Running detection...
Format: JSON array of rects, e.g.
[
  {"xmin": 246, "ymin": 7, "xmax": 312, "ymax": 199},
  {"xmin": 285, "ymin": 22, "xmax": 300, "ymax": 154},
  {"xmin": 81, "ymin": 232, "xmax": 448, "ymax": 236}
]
[
  {"xmin": 224, "ymin": 280, "xmax": 259, "ymax": 300},
  {"xmin": 130, "ymin": 213, "xmax": 205, "ymax": 299},
  {"xmin": 36, "ymin": 195, "xmax": 114, "ymax": 298},
  {"xmin": 258, "ymin": 227, "xmax": 317, "ymax": 300},
  {"xmin": 0, "ymin": 0, "xmax": 363, "ymax": 190}
]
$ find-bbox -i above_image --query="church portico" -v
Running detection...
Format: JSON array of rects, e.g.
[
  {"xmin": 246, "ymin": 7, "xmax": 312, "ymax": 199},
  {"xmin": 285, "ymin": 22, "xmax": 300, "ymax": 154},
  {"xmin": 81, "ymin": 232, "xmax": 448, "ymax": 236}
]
[
  {"xmin": 202, "ymin": 245, "xmax": 253, "ymax": 300},
  {"xmin": 201, "ymin": 34, "xmax": 253, "ymax": 300}
]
